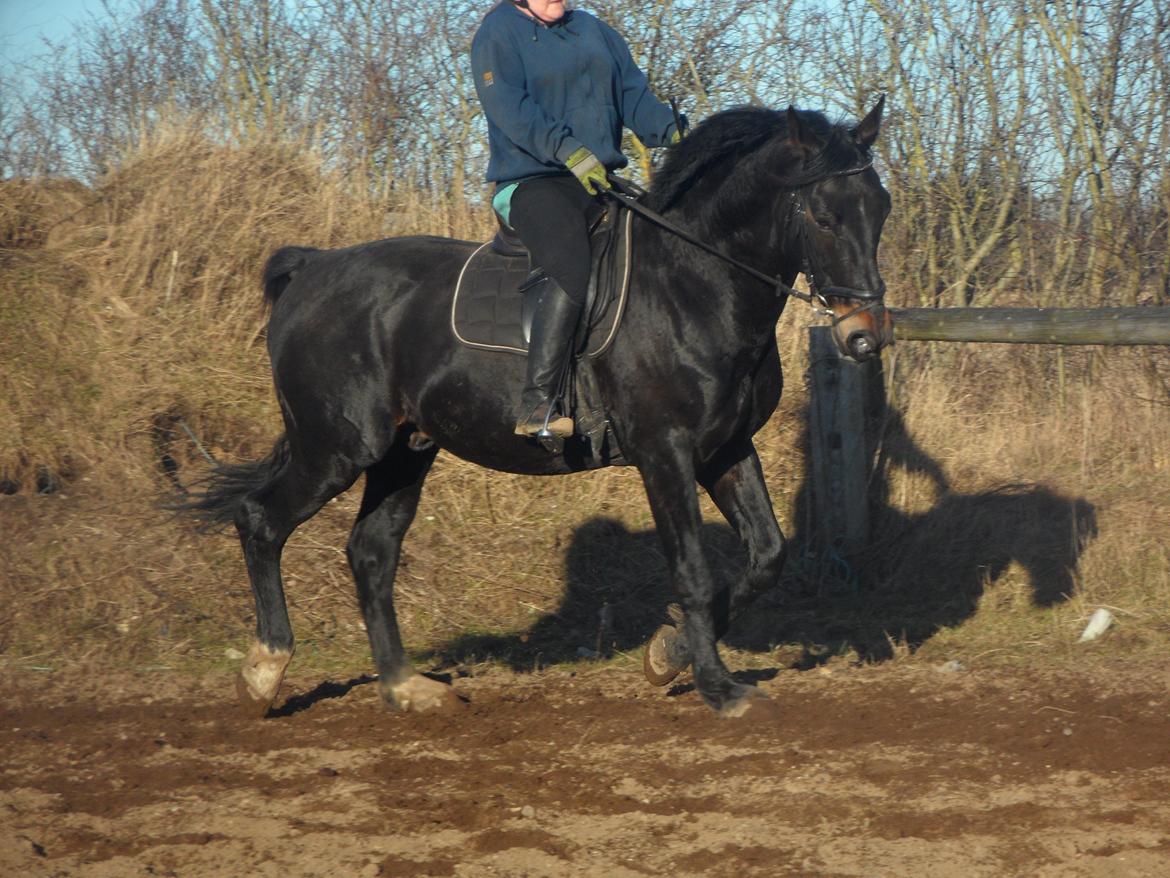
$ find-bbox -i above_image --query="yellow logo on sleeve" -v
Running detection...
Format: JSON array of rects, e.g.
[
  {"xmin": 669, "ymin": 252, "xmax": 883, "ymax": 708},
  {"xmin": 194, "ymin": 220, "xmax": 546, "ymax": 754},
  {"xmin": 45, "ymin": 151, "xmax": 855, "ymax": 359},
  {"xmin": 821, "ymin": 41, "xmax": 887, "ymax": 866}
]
[{"xmin": 483, "ymin": 71, "xmax": 494, "ymax": 87}]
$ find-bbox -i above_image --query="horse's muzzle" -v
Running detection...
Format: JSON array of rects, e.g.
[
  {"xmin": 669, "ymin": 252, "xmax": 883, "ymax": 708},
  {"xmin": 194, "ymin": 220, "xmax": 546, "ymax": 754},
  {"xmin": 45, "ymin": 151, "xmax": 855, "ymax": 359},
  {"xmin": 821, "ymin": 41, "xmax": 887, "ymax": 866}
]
[{"xmin": 829, "ymin": 302, "xmax": 894, "ymax": 362}]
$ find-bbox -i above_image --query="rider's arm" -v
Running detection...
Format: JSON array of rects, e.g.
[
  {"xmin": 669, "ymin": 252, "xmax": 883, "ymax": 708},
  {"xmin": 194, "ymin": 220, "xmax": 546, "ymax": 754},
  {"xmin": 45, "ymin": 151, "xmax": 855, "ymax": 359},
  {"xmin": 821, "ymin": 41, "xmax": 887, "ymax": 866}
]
[
  {"xmin": 596, "ymin": 19, "xmax": 679, "ymax": 147},
  {"xmin": 471, "ymin": 28, "xmax": 585, "ymax": 166}
]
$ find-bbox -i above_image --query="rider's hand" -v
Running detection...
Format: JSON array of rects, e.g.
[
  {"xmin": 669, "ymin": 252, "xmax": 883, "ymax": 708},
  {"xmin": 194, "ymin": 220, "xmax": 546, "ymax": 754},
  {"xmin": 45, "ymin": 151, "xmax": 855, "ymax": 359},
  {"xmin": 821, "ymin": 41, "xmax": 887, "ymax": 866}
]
[{"xmin": 566, "ymin": 147, "xmax": 611, "ymax": 195}]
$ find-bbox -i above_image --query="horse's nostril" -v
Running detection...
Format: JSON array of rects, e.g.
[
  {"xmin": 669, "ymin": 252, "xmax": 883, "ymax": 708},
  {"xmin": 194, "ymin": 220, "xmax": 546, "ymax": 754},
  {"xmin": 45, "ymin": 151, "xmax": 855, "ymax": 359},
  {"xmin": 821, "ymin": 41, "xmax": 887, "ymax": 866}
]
[{"xmin": 848, "ymin": 332, "xmax": 875, "ymax": 360}]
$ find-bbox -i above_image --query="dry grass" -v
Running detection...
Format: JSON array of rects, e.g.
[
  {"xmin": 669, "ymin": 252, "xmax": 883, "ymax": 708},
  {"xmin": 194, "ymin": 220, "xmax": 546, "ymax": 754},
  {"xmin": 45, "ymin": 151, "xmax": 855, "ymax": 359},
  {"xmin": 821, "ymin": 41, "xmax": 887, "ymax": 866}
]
[{"xmin": 1, "ymin": 128, "xmax": 1168, "ymax": 681}]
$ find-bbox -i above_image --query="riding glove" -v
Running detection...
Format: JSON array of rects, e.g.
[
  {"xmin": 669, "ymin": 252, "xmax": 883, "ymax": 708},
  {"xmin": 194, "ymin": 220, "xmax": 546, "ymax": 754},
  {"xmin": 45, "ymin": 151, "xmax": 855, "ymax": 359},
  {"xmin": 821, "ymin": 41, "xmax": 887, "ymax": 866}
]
[{"xmin": 566, "ymin": 146, "xmax": 611, "ymax": 195}]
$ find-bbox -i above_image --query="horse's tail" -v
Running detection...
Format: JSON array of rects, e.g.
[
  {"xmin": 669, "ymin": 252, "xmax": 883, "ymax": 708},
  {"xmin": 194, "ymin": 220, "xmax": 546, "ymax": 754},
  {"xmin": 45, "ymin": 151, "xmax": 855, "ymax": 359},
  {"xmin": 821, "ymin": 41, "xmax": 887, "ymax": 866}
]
[
  {"xmin": 178, "ymin": 435, "xmax": 292, "ymax": 531},
  {"xmin": 263, "ymin": 246, "xmax": 319, "ymax": 305}
]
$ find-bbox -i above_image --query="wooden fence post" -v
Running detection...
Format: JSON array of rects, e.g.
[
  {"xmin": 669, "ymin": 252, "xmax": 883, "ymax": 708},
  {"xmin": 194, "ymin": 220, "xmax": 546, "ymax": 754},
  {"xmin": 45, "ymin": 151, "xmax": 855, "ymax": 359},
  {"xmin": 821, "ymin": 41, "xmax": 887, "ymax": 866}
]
[
  {"xmin": 807, "ymin": 326, "xmax": 879, "ymax": 556},
  {"xmin": 806, "ymin": 305, "xmax": 1168, "ymax": 561}
]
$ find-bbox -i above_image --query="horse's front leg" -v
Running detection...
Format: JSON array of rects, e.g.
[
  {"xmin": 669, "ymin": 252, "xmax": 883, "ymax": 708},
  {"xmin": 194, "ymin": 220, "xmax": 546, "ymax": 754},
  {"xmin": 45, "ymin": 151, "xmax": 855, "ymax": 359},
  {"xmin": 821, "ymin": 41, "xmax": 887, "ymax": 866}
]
[
  {"xmin": 644, "ymin": 441, "xmax": 786, "ymax": 688},
  {"xmin": 703, "ymin": 440, "xmax": 787, "ymax": 633},
  {"xmin": 637, "ymin": 448, "xmax": 767, "ymax": 717}
]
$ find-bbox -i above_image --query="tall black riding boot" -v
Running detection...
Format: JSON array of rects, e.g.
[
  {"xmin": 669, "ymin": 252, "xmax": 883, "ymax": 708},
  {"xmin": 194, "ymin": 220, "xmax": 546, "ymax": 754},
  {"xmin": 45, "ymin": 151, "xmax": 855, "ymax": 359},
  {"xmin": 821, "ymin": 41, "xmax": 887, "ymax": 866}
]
[{"xmin": 515, "ymin": 282, "xmax": 583, "ymax": 438}]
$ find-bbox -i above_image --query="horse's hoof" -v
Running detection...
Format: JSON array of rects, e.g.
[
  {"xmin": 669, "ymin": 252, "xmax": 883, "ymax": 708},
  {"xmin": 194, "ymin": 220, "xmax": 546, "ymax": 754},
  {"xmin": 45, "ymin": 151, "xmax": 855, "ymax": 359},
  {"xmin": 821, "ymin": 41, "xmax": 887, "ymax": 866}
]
[
  {"xmin": 235, "ymin": 641, "xmax": 292, "ymax": 717},
  {"xmin": 644, "ymin": 623, "xmax": 691, "ymax": 686},
  {"xmin": 716, "ymin": 684, "xmax": 775, "ymax": 719},
  {"xmin": 381, "ymin": 674, "xmax": 465, "ymax": 713}
]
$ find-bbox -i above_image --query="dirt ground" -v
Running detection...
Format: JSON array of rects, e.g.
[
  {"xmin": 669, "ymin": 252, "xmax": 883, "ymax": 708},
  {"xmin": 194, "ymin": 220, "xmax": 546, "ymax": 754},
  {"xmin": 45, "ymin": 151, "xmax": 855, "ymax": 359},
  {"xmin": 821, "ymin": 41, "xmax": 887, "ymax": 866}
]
[{"xmin": 2, "ymin": 660, "xmax": 1169, "ymax": 878}]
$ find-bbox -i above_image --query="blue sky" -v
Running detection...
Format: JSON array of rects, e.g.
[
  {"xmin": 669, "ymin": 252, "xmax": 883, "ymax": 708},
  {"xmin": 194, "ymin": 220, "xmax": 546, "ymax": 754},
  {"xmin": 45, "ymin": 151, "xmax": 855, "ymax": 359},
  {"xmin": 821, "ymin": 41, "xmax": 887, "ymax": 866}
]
[{"xmin": 1, "ymin": 0, "xmax": 114, "ymax": 75}]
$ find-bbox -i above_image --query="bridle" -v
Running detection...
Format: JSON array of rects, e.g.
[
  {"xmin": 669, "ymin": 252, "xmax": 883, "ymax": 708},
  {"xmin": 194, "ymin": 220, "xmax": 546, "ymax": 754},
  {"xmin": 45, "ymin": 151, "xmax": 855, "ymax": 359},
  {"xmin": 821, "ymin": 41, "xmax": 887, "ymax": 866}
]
[
  {"xmin": 786, "ymin": 161, "xmax": 888, "ymax": 327},
  {"xmin": 606, "ymin": 157, "xmax": 885, "ymax": 321},
  {"xmin": 789, "ymin": 162, "xmax": 884, "ymax": 296}
]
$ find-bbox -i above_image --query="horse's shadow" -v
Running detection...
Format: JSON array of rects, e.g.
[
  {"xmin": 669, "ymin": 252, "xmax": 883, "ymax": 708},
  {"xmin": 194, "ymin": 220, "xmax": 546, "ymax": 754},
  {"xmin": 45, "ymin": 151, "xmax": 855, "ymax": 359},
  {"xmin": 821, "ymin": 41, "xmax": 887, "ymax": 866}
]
[
  {"xmin": 432, "ymin": 405, "xmax": 1096, "ymax": 671},
  {"xmin": 746, "ymin": 473, "xmax": 1097, "ymax": 664}
]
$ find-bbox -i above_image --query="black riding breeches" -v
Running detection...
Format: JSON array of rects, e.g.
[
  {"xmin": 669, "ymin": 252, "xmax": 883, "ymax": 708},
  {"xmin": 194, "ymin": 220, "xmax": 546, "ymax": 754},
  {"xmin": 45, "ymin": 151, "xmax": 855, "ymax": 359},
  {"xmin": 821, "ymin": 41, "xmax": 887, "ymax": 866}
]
[{"xmin": 507, "ymin": 175, "xmax": 600, "ymax": 307}]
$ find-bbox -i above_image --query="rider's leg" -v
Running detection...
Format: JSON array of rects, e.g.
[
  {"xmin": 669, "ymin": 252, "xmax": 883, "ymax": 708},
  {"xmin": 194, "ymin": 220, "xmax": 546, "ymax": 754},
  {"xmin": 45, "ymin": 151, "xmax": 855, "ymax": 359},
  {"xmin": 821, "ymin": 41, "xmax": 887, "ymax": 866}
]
[{"xmin": 507, "ymin": 175, "xmax": 597, "ymax": 437}]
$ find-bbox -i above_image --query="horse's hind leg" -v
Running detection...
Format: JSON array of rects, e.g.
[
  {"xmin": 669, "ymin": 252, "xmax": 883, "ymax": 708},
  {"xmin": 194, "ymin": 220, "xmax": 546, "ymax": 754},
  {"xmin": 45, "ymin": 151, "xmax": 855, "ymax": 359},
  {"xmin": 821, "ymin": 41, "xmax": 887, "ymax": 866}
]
[
  {"xmin": 347, "ymin": 434, "xmax": 461, "ymax": 712},
  {"xmin": 235, "ymin": 451, "xmax": 361, "ymax": 716}
]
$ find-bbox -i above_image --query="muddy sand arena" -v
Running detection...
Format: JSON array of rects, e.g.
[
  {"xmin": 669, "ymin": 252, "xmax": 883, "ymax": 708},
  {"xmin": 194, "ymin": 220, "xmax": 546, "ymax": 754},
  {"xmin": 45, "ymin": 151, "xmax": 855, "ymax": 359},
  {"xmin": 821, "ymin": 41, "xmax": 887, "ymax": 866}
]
[{"xmin": 2, "ymin": 660, "xmax": 1169, "ymax": 877}]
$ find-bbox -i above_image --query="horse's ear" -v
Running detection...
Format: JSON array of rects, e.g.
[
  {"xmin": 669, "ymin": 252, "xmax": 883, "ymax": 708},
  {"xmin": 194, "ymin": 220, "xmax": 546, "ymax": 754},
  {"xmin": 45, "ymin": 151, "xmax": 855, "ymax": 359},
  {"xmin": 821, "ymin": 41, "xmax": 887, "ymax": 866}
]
[
  {"xmin": 853, "ymin": 94, "xmax": 885, "ymax": 149},
  {"xmin": 786, "ymin": 105, "xmax": 823, "ymax": 153}
]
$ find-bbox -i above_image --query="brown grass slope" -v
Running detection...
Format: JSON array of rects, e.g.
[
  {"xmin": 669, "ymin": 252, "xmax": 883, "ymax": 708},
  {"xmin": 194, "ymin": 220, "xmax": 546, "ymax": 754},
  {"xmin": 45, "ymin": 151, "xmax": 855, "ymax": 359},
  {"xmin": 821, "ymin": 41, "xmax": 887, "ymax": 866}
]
[{"xmin": 1, "ymin": 128, "xmax": 1168, "ymax": 679}]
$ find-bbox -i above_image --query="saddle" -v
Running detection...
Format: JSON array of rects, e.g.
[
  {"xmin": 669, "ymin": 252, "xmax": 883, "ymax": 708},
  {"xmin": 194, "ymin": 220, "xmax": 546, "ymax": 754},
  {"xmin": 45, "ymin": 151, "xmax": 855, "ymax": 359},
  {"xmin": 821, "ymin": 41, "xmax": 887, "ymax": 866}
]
[
  {"xmin": 450, "ymin": 198, "xmax": 634, "ymax": 465},
  {"xmin": 451, "ymin": 201, "xmax": 633, "ymax": 359}
]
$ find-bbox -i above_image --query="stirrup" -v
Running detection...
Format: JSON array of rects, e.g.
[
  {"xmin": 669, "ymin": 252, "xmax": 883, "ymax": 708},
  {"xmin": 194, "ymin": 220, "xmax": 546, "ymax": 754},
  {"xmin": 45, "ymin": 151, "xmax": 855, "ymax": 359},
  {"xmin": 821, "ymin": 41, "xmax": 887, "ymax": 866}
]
[
  {"xmin": 538, "ymin": 402, "xmax": 573, "ymax": 439},
  {"xmin": 514, "ymin": 401, "xmax": 573, "ymax": 438}
]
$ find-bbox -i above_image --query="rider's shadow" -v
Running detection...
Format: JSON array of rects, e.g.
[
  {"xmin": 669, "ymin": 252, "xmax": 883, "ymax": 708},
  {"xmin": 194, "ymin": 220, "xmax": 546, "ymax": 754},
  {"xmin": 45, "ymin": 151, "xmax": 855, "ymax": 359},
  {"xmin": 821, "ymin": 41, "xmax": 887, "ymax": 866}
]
[{"xmin": 432, "ymin": 372, "xmax": 1097, "ymax": 670}]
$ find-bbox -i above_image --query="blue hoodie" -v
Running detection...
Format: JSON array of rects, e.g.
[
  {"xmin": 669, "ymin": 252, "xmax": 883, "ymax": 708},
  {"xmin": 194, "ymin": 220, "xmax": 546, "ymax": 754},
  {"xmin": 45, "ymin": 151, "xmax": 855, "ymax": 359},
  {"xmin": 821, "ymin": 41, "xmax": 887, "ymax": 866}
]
[{"xmin": 470, "ymin": 3, "xmax": 678, "ymax": 188}]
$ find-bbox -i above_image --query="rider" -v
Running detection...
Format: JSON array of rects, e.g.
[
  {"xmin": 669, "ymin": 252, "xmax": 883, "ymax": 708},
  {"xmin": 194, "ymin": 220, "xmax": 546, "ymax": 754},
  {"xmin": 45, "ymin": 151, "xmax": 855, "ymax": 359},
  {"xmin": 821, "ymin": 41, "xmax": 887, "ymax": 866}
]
[{"xmin": 471, "ymin": 0, "xmax": 683, "ymax": 437}]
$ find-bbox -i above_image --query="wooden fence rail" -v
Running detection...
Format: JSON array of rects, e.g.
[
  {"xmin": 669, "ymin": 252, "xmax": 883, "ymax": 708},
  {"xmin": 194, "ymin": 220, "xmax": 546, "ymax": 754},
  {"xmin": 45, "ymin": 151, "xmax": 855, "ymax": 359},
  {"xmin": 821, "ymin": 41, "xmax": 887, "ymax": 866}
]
[
  {"xmin": 809, "ymin": 306, "xmax": 1170, "ymax": 556},
  {"xmin": 890, "ymin": 306, "xmax": 1170, "ymax": 345}
]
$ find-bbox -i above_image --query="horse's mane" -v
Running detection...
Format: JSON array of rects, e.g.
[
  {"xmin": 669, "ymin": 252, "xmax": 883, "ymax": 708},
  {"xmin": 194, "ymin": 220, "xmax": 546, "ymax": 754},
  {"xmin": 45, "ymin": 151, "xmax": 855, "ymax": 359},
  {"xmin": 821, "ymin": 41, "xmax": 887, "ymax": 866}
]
[{"xmin": 647, "ymin": 105, "xmax": 866, "ymax": 213}]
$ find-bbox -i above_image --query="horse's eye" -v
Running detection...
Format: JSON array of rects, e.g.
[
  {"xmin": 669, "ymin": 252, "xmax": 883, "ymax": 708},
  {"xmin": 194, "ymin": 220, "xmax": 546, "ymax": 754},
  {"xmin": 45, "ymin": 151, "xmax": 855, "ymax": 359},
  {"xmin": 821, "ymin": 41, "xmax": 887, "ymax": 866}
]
[{"xmin": 815, "ymin": 215, "xmax": 835, "ymax": 231}]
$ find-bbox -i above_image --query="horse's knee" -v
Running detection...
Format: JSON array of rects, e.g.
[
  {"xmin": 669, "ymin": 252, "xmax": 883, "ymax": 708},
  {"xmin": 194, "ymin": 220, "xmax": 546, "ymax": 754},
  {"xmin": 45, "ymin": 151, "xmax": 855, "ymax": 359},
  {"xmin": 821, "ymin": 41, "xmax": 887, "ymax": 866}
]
[
  {"xmin": 755, "ymin": 532, "xmax": 787, "ymax": 580},
  {"xmin": 728, "ymin": 531, "xmax": 786, "ymax": 622},
  {"xmin": 346, "ymin": 522, "xmax": 398, "ymax": 575}
]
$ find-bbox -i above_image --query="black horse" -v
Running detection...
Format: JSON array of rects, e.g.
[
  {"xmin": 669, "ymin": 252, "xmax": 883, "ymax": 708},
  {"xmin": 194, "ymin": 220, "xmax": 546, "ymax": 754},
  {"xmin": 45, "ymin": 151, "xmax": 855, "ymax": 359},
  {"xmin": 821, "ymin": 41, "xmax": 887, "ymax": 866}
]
[{"xmin": 192, "ymin": 99, "xmax": 893, "ymax": 718}]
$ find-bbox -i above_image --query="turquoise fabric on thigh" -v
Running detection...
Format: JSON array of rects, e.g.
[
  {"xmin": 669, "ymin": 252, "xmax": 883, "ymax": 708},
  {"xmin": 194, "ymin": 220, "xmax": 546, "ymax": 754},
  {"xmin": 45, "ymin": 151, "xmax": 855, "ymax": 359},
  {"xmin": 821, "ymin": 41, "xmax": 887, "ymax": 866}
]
[{"xmin": 492, "ymin": 182, "xmax": 520, "ymax": 225}]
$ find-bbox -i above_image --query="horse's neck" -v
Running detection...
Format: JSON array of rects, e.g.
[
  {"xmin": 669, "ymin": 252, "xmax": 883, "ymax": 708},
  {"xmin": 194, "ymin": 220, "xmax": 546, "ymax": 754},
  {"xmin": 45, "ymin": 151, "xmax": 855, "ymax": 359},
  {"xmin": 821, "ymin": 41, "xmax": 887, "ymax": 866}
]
[
  {"xmin": 658, "ymin": 175, "xmax": 801, "ymax": 311},
  {"xmin": 634, "ymin": 193, "xmax": 791, "ymax": 356},
  {"xmin": 675, "ymin": 149, "xmax": 801, "ymax": 278}
]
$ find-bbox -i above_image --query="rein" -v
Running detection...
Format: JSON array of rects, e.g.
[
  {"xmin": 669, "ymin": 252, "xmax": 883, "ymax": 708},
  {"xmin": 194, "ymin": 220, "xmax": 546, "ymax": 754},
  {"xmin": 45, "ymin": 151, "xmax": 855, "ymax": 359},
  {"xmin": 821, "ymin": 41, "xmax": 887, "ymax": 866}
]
[{"xmin": 605, "ymin": 158, "xmax": 882, "ymax": 314}]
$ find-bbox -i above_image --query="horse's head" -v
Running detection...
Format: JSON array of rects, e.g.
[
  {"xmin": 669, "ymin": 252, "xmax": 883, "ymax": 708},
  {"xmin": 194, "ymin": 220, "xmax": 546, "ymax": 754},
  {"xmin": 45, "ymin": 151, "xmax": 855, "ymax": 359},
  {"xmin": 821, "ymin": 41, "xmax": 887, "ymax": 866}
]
[{"xmin": 785, "ymin": 98, "xmax": 893, "ymax": 362}]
